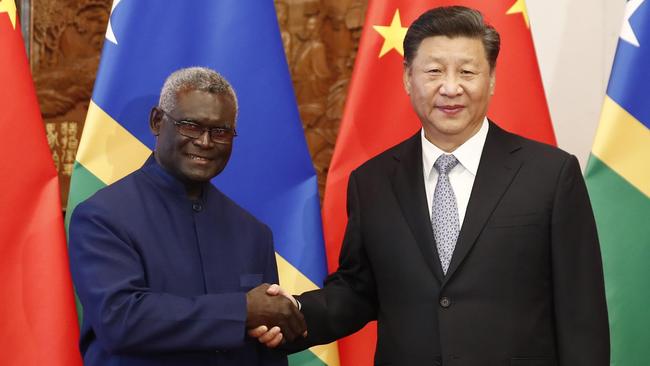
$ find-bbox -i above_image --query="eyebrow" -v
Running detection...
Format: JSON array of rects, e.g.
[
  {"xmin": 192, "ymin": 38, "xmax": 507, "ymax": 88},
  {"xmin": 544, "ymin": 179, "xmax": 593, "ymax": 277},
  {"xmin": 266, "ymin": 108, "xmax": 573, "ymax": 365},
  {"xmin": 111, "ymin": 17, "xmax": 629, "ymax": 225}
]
[
  {"xmin": 177, "ymin": 118, "xmax": 235, "ymax": 130},
  {"xmin": 424, "ymin": 56, "xmax": 480, "ymax": 64}
]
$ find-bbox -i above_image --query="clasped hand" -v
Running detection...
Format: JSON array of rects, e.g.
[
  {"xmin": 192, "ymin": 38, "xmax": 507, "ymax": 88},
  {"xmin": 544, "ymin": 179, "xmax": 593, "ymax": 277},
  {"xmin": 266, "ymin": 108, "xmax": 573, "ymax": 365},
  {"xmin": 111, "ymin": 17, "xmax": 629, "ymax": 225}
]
[{"xmin": 246, "ymin": 284, "xmax": 306, "ymax": 347}]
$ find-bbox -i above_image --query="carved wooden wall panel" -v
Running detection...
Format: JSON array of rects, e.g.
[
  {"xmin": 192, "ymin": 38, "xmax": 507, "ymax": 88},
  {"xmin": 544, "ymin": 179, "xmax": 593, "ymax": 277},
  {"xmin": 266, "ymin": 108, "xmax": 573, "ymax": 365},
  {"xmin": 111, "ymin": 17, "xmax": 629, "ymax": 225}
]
[
  {"xmin": 30, "ymin": 0, "xmax": 367, "ymax": 205},
  {"xmin": 275, "ymin": 0, "xmax": 366, "ymax": 198},
  {"xmin": 31, "ymin": 0, "xmax": 111, "ymax": 207}
]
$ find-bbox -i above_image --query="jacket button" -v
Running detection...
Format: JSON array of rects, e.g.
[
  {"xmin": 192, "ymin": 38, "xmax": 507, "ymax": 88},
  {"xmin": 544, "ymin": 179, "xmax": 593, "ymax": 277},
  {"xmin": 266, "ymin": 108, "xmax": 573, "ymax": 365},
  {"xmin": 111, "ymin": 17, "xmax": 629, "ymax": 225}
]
[
  {"xmin": 192, "ymin": 202, "xmax": 202, "ymax": 212},
  {"xmin": 439, "ymin": 297, "xmax": 451, "ymax": 308}
]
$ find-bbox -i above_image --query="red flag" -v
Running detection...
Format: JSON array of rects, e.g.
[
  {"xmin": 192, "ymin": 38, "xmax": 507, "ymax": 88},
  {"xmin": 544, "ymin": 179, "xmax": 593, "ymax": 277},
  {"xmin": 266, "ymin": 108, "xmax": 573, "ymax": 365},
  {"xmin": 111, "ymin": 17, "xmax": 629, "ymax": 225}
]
[
  {"xmin": 322, "ymin": 1, "xmax": 555, "ymax": 364},
  {"xmin": 0, "ymin": 1, "xmax": 82, "ymax": 364}
]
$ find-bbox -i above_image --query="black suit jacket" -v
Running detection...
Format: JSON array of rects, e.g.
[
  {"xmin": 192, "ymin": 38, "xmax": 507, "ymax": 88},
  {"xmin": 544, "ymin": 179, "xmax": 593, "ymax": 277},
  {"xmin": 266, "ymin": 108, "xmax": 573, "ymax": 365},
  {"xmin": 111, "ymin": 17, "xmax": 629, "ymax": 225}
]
[{"xmin": 295, "ymin": 123, "xmax": 609, "ymax": 366}]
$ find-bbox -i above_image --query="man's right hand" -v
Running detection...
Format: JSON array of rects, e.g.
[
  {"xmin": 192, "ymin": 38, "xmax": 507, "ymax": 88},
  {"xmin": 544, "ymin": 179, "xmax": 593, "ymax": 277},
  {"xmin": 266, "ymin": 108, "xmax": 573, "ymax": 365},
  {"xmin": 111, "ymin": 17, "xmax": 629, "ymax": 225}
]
[{"xmin": 246, "ymin": 283, "xmax": 306, "ymax": 342}]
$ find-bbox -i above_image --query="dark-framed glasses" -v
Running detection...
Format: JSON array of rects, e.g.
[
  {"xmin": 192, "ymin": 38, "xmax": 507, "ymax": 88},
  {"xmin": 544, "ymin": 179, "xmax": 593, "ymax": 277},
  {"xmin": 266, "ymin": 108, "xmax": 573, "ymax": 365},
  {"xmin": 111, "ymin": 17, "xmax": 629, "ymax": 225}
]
[{"xmin": 160, "ymin": 109, "xmax": 237, "ymax": 144}]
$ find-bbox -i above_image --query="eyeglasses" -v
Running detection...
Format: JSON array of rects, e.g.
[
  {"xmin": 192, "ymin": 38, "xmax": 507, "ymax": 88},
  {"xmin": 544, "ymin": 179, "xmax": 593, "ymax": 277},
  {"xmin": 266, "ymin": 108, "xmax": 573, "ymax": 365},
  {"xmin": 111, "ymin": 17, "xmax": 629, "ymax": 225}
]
[{"xmin": 160, "ymin": 109, "xmax": 237, "ymax": 144}]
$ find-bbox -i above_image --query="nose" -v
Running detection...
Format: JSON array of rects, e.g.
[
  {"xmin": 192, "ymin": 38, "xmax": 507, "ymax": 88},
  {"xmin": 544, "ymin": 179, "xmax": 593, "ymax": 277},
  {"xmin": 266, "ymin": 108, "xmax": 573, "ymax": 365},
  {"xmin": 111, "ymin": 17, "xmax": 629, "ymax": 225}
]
[
  {"xmin": 193, "ymin": 130, "xmax": 213, "ymax": 148},
  {"xmin": 439, "ymin": 75, "xmax": 463, "ymax": 97}
]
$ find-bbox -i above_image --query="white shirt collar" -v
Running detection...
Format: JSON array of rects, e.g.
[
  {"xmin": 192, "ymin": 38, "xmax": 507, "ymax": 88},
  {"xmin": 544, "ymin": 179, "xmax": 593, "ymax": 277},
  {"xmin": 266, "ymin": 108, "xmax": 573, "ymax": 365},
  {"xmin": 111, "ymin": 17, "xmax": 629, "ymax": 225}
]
[{"xmin": 422, "ymin": 118, "xmax": 489, "ymax": 178}]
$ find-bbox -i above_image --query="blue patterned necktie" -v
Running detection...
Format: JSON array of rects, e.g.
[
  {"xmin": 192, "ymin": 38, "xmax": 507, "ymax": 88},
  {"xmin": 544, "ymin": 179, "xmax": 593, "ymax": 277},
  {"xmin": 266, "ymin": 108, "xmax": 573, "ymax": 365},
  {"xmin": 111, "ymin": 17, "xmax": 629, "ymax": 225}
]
[{"xmin": 432, "ymin": 154, "xmax": 459, "ymax": 275}]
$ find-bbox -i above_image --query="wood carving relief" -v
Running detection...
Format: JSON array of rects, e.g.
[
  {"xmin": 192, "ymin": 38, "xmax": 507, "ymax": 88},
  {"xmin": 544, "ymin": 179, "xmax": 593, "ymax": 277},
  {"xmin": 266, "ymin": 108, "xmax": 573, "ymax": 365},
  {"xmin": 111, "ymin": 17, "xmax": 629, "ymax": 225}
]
[
  {"xmin": 30, "ymin": 0, "xmax": 366, "ymax": 205},
  {"xmin": 275, "ymin": 0, "xmax": 366, "ymax": 198},
  {"xmin": 31, "ymin": 0, "xmax": 111, "ymax": 206}
]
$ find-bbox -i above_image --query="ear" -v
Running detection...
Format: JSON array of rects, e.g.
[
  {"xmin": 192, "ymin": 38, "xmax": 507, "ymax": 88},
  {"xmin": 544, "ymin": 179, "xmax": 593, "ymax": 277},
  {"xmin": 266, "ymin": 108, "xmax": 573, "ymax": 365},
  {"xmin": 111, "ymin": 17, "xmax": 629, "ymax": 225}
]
[
  {"xmin": 150, "ymin": 107, "xmax": 163, "ymax": 136},
  {"xmin": 489, "ymin": 71, "xmax": 496, "ymax": 96},
  {"xmin": 403, "ymin": 64, "xmax": 412, "ymax": 95}
]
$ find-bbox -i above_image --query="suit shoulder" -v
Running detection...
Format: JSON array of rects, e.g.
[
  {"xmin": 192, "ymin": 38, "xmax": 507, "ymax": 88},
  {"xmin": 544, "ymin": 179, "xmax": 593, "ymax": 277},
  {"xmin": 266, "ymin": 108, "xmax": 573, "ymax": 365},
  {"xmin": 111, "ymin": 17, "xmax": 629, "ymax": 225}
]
[
  {"xmin": 208, "ymin": 186, "xmax": 272, "ymax": 235},
  {"xmin": 494, "ymin": 126, "xmax": 581, "ymax": 180},
  {"xmin": 74, "ymin": 169, "xmax": 144, "ymax": 214},
  {"xmin": 74, "ymin": 169, "xmax": 145, "ymax": 213},
  {"xmin": 352, "ymin": 133, "xmax": 419, "ymax": 177},
  {"xmin": 507, "ymin": 130, "xmax": 574, "ymax": 164}
]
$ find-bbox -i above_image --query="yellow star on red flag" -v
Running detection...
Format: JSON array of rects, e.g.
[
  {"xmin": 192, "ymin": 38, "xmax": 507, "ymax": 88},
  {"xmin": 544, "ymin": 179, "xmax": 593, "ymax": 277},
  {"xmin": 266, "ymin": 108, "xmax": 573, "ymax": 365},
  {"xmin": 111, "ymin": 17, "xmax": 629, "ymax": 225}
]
[
  {"xmin": 506, "ymin": 0, "xmax": 530, "ymax": 28},
  {"xmin": 373, "ymin": 9, "xmax": 408, "ymax": 58},
  {"xmin": 0, "ymin": 0, "xmax": 17, "ymax": 30}
]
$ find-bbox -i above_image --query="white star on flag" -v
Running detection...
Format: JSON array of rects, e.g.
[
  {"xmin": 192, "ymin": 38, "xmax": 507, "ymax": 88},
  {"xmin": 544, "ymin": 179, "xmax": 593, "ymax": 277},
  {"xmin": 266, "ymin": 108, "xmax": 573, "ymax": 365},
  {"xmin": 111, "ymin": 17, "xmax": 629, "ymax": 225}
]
[
  {"xmin": 620, "ymin": 0, "xmax": 645, "ymax": 47},
  {"xmin": 106, "ymin": 0, "xmax": 123, "ymax": 45}
]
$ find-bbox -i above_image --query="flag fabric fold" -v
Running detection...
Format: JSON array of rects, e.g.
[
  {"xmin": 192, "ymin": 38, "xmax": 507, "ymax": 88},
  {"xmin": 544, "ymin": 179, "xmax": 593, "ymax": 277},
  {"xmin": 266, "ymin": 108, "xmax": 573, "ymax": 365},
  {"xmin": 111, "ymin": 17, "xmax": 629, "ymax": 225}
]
[
  {"xmin": 66, "ymin": 1, "xmax": 338, "ymax": 365},
  {"xmin": 585, "ymin": 1, "xmax": 650, "ymax": 365},
  {"xmin": 0, "ymin": 0, "xmax": 82, "ymax": 364},
  {"xmin": 322, "ymin": 1, "xmax": 555, "ymax": 364}
]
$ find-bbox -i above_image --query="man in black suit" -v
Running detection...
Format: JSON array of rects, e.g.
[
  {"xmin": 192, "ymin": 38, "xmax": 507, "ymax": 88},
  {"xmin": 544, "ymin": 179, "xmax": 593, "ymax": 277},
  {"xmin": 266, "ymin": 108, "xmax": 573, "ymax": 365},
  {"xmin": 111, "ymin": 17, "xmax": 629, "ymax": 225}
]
[{"xmin": 252, "ymin": 6, "xmax": 609, "ymax": 366}]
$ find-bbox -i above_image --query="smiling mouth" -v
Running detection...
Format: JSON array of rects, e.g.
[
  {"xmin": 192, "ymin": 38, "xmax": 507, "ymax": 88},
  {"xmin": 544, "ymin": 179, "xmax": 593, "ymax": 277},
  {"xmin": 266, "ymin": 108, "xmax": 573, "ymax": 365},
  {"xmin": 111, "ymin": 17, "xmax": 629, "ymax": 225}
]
[
  {"xmin": 437, "ymin": 105, "xmax": 465, "ymax": 114},
  {"xmin": 187, "ymin": 154, "xmax": 212, "ymax": 162}
]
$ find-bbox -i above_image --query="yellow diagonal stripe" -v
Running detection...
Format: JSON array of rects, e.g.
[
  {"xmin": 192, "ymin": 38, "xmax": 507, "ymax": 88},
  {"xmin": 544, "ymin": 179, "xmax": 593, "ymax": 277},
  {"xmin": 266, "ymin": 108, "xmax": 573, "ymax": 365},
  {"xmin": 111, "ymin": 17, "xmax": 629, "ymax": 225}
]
[
  {"xmin": 592, "ymin": 96, "xmax": 650, "ymax": 198},
  {"xmin": 0, "ymin": 0, "xmax": 17, "ymax": 29},
  {"xmin": 276, "ymin": 253, "xmax": 320, "ymax": 293},
  {"xmin": 76, "ymin": 101, "xmax": 151, "ymax": 185},
  {"xmin": 276, "ymin": 253, "xmax": 340, "ymax": 366}
]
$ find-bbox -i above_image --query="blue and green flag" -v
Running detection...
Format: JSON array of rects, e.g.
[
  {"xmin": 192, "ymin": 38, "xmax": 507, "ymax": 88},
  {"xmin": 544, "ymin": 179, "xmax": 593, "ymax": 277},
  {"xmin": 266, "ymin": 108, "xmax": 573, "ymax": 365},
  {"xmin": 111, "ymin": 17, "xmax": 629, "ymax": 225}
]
[
  {"xmin": 66, "ymin": 1, "xmax": 339, "ymax": 365},
  {"xmin": 585, "ymin": 1, "xmax": 650, "ymax": 365}
]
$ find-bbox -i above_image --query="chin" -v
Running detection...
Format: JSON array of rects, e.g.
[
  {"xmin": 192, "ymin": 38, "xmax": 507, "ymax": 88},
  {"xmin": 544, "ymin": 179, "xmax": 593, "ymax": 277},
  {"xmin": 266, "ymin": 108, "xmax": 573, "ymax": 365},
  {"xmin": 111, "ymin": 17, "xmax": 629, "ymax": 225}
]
[
  {"xmin": 190, "ymin": 175, "xmax": 214, "ymax": 183},
  {"xmin": 428, "ymin": 122, "xmax": 465, "ymax": 136},
  {"xmin": 181, "ymin": 167, "xmax": 218, "ymax": 182},
  {"xmin": 444, "ymin": 125, "xmax": 472, "ymax": 136}
]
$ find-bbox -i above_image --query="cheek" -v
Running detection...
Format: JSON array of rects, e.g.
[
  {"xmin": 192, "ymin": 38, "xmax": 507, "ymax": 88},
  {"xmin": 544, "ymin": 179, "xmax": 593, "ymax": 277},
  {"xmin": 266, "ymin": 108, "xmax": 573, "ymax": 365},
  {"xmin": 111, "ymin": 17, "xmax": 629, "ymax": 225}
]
[
  {"xmin": 467, "ymin": 86, "xmax": 491, "ymax": 107},
  {"xmin": 211, "ymin": 146, "xmax": 233, "ymax": 166},
  {"xmin": 411, "ymin": 85, "xmax": 439, "ymax": 113},
  {"xmin": 414, "ymin": 81, "xmax": 439, "ymax": 99},
  {"xmin": 172, "ymin": 136, "xmax": 193, "ymax": 151},
  {"xmin": 218, "ymin": 146, "xmax": 233, "ymax": 162}
]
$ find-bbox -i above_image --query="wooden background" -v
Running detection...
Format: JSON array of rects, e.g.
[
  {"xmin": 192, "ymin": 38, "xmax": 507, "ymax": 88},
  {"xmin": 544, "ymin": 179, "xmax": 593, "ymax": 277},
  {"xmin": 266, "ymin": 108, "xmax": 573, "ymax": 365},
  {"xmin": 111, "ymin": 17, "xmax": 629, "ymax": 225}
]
[{"xmin": 25, "ymin": 0, "xmax": 367, "ymax": 206}]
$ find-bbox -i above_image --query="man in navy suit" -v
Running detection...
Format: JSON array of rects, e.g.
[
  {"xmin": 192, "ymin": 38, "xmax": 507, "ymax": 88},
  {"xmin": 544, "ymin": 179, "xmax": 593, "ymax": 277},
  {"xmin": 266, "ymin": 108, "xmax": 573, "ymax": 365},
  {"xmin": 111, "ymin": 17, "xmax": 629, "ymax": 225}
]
[
  {"xmin": 253, "ymin": 6, "xmax": 609, "ymax": 366},
  {"xmin": 69, "ymin": 67, "xmax": 306, "ymax": 365}
]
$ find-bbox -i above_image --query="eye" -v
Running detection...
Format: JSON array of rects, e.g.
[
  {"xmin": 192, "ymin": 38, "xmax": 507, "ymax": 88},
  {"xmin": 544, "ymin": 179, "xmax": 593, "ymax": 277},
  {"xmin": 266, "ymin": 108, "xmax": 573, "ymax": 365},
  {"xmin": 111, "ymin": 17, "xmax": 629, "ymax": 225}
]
[
  {"xmin": 460, "ymin": 70, "xmax": 475, "ymax": 75},
  {"xmin": 211, "ymin": 128, "xmax": 228, "ymax": 136},
  {"xmin": 427, "ymin": 68, "xmax": 442, "ymax": 74},
  {"xmin": 179, "ymin": 121, "xmax": 202, "ymax": 131}
]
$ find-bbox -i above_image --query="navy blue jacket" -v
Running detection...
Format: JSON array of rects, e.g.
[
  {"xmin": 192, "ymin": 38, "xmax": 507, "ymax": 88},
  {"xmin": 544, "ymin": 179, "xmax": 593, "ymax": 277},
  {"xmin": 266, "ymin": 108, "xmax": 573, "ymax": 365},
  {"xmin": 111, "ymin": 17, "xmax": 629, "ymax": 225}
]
[{"xmin": 69, "ymin": 156, "xmax": 287, "ymax": 366}]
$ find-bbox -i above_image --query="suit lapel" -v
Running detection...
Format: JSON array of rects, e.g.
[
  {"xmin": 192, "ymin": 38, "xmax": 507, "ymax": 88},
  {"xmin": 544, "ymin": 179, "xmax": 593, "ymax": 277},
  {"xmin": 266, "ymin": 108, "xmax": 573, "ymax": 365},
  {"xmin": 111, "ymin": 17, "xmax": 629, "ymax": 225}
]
[
  {"xmin": 443, "ymin": 123, "xmax": 523, "ymax": 283},
  {"xmin": 391, "ymin": 132, "xmax": 445, "ymax": 283}
]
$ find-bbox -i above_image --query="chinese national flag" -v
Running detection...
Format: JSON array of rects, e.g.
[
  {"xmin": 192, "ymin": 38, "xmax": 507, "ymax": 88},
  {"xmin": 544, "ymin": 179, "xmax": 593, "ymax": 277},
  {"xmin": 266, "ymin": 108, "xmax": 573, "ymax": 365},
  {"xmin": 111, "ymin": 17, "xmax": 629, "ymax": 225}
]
[
  {"xmin": 0, "ymin": 1, "xmax": 82, "ymax": 364},
  {"xmin": 322, "ymin": 1, "xmax": 555, "ymax": 365}
]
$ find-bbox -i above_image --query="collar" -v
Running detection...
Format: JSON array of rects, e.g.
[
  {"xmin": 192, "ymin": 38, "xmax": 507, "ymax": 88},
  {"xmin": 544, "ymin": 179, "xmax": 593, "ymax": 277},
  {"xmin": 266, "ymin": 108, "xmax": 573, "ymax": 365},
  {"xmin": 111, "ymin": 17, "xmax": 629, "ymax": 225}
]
[
  {"xmin": 422, "ymin": 117, "xmax": 489, "ymax": 178},
  {"xmin": 141, "ymin": 153, "xmax": 208, "ymax": 201}
]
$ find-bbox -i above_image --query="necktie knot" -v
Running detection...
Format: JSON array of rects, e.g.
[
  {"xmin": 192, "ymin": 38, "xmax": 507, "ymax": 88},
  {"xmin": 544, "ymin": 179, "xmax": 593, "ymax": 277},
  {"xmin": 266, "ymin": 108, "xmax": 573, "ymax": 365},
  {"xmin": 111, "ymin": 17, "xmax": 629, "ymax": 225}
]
[{"xmin": 434, "ymin": 154, "xmax": 458, "ymax": 175}]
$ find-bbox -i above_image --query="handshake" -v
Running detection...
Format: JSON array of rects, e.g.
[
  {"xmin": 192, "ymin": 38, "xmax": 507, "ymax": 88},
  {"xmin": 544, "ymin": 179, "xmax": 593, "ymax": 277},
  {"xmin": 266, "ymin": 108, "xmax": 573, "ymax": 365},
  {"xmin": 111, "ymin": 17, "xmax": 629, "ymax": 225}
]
[{"xmin": 246, "ymin": 283, "xmax": 305, "ymax": 347}]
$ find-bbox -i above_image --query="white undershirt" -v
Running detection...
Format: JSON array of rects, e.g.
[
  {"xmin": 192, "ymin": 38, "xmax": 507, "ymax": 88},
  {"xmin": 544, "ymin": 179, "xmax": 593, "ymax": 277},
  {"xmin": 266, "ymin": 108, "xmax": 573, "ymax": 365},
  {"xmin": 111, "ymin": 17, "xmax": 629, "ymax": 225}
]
[{"xmin": 422, "ymin": 118, "xmax": 489, "ymax": 226}]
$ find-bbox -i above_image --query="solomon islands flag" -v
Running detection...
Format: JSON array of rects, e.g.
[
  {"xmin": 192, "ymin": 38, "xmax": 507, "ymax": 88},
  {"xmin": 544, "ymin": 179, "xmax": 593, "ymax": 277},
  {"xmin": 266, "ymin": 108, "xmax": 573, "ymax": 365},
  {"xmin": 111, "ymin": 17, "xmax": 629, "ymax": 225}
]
[{"xmin": 585, "ymin": 1, "xmax": 650, "ymax": 365}]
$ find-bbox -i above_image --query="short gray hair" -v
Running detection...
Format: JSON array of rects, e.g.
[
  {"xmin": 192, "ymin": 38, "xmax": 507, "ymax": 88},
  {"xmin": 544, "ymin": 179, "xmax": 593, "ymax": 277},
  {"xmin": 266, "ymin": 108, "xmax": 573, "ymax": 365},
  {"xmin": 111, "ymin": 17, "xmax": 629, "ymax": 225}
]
[{"xmin": 158, "ymin": 66, "xmax": 239, "ymax": 119}]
